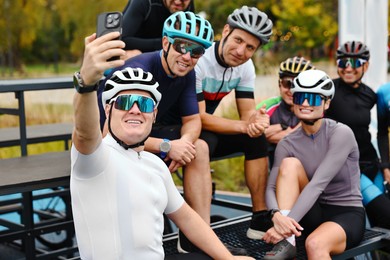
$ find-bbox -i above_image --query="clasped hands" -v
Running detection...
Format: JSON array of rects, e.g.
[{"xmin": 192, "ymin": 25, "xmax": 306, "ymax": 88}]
[{"xmin": 247, "ymin": 105, "xmax": 270, "ymax": 138}]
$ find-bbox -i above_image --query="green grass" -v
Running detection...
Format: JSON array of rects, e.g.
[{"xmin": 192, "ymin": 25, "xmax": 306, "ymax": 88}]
[
  {"xmin": 0, "ymin": 63, "xmax": 79, "ymax": 79},
  {"xmin": 171, "ymin": 157, "xmax": 249, "ymax": 193},
  {"xmin": 0, "ymin": 142, "xmax": 70, "ymax": 159}
]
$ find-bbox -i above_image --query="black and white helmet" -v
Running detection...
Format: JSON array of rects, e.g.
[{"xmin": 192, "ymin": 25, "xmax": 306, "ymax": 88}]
[
  {"xmin": 336, "ymin": 41, "xmax": 370, "ymax": 61},
  {"xmin": 291, "ymin": 70, "xmax": 335, "ymax": 100},
  {"xmin": 227, "ymin": 6, "xmax": 273, "ymax": 44},
  {"xmin": 102, "ymin": 67, "xmax": 161, "ymax": 105}
]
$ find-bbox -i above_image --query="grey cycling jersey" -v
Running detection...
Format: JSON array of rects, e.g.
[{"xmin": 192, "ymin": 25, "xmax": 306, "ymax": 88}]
[{"xmin": 266, "ymin": 119, "xmax": 363, "ymax": 222}]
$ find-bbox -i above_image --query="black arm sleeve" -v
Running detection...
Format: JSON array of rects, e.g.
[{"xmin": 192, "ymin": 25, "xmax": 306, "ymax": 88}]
[{"xmin": 121, "ymin": 0, "xmax": 161, "ymax": 52}]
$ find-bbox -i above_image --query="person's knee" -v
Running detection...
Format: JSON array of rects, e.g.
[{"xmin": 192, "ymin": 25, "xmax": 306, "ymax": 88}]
[
  {"xmin": 279, "ymin": 157, "xmax": 303, "ymax": 178},
  {"xmin": 305, "ymin": 233, "xmax": 325, "ymax": 256},
  {"xmin": 194, "ymin": 139, "xmax": 209, "ymax": 158}
]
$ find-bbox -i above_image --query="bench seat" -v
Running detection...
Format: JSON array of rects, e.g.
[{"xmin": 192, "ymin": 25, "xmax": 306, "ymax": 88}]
[
  {"xmin": 0, "ymin": 123, "xmax": 73, "ymax": 149},
  {"xmin": 163, "ymin": 215, "xmax": 390, "ymax": 259}
]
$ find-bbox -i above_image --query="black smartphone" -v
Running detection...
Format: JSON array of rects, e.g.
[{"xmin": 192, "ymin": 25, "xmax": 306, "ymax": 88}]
[{"xmin": 96, "ymin": 11, "xmax": 123, "ymax": 61}]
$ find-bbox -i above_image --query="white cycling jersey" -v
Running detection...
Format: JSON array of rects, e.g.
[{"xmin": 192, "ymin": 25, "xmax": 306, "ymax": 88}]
[
  {"xmin": 70, "ymin": 135, "xmax": 184, "ymax": 260},
  {"xmin": 195, "ymin": 41, "xmax": 256, "ymax": 114}
]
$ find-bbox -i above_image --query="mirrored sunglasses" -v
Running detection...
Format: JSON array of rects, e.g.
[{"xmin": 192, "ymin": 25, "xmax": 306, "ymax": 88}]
[
  {"xmin": 280, "ymin": 78, "xmax": 293, "ymax": 89},
  {"xmin": 293, "ymin": 92, "xmax": 324, "ymax": 106},
  {"xmin": 168, "ymin": 37, "xmax": 205, "ymax": 59},
  {"xmin": 337, "ymin": 58, "xmax": 366, "ymax": 69},
  {"xmin": 110, "ymin": 94, "xmax": 156, "ymax": 113}
]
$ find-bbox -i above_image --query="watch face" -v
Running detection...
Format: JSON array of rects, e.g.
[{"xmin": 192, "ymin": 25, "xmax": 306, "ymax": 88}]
[
  {"xmin": 73, "ymin": 72, "xmax": 82, "ymax": 86},
  {"xmin": 160, "ymin": 141, "xmax": 171, "ymax": 152}
]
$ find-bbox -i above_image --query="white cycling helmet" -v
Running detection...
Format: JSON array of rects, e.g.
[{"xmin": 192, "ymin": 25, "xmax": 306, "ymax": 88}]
[
  {"xmin": 227, "ymin": 6, "xmax": 273, "ymax": 44},
  {"xmin": 102, "ymin": 67, "xmax": 161, "ymax": 106},
  {"xmin": 291, "ymin": 70, "xmax": 335, "ymax": 100}
]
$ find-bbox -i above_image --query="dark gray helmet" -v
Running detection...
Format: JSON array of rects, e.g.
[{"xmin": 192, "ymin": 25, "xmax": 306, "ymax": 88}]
[{"xmin": 227, "ymin": 6, "xmax": 273, "ymax": 44}]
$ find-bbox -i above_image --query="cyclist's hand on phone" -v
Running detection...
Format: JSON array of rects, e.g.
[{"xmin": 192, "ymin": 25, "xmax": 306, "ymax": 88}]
[{"xmin": 80, "ymin": 32, "xmax": 125, "ymax": 86}]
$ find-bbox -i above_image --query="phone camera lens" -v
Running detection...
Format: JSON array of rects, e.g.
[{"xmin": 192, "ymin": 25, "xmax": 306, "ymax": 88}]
[{"xmin": 106, "ymin": 14, "xmax": 120, "ymax": 28}]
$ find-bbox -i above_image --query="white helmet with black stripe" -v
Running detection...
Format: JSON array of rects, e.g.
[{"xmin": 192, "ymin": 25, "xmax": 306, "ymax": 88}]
[
  {"xmin": 291, "ymin": 70, "xmax": 335, "ymax": 100},
  {"xmin": 102, "ymin": 67, "xmax": 161, "ymax": 106}
]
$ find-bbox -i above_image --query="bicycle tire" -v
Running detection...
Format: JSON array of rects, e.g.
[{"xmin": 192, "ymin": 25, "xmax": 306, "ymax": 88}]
[{"xmin": 33, "ymin": 188, "xmax": 75, "ymax": 250}]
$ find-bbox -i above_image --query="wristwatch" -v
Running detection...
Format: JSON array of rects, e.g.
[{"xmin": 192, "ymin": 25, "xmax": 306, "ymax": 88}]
[
  {"xmin": 73, "ymin": 71, "xmax": 99, "ymax": 94},
  {"xmin": 270, "ymin": 209, "xmax": 280, "ymax": 219},
  {"xmin": 159, "ymin": 139, "xmax": 171, "ymax": 159}
]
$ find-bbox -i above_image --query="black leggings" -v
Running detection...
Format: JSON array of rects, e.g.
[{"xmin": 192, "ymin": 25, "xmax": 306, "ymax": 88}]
[
  {"xmin": 365, "ymin": 194, "xmax": 390, "ymax": 229},
  {"xmin": 300, "ymin": 202, "xmax": 365, "ymax": 250}
]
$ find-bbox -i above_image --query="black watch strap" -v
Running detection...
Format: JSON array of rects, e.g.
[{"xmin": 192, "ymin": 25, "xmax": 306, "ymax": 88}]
[
  {"xmin": 73, "ymin": 71, "xmax": 99, "ymax": 94},
  {"xmin": 270, "ymin": 209, "xmax": 280, "ymax": 218}
]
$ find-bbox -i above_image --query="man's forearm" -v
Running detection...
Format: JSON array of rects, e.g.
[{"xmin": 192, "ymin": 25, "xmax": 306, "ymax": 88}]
[{"xmin": 200, "ymin": 113, "xmax": 247, "ymax": 134}]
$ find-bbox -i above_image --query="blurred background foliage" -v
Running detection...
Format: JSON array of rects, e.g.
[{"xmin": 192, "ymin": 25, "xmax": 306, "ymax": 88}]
[{"xmin": 0, "ymin": 0, "xmax": 357, "ymax": 77}]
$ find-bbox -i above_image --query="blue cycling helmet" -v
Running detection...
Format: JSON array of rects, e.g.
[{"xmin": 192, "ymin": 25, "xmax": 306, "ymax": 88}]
[{"xmin": 163, "ymin": 11, "xmax": 214, "ymax": 48}]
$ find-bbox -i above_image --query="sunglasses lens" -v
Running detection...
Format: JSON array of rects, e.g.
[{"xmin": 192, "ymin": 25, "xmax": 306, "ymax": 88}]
[
  {"xmin": 293, "ymin": 93, "xmax": 323, "ymax": 106},
  {"xmin": 172, "ymin": 38, "xmax": 205, "ymax": 58},
  {"xmin": 114, "ymin": 95, "xmax": 155, "ymax": 113},
  {"xmin": 281, "ymin": 79, "xmax": 293, "ymax": 89},
  {"xmin": 354, "ymin": 59, "xmax": 364, "ymax": 68},
  {"xmin": 337, "ymin": 58, "xmax": 365, "ymax": 69}
]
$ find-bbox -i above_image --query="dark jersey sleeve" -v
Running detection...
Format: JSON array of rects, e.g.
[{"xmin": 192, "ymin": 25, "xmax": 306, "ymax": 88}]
[
  {"xmin": 121, "ymin": 0, "xmax": 195, "ymax": 52},
  {"xmin": 121, "ymin": 0, "xmax": 162, "ymax": 52},
  {"xmin": 377, "ymin": 84, "xmax": 390, "ymax": 166}
]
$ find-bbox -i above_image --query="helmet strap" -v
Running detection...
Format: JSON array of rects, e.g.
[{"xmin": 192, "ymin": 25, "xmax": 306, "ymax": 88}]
[
  {"xmin": 219, "ymin": 29, "xmax": 235, "ymax": 67},
  {"xmin": 301, "ymin": 119, "xmax": 317, "ymax": 126},
  {"xmin": 350, "ymin": 70, "xmax": 364, "ymax": 87},
  {"xmin": 163, "ymin": 43, "xmax": 177, "ymax": 78},
  {"xmin": 300, "ymin": 102, "xmax": 327, "ymax": 126},
  {"xmin": 107, "ymin": 104, "xmax": 148, "ymax": 150}
]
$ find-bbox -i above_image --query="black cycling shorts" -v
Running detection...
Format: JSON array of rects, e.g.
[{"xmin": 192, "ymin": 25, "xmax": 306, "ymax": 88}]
[
  {"xmin": 300, "ymin": 202, "xmax": 365, "ymax": 250},
  {"xmin": 165, "ymin": 252, "xmax": 212, "ymax": 260},
  {"xmin": 200, "ymin": 130, "xmax": 268, "ymax": 160}
]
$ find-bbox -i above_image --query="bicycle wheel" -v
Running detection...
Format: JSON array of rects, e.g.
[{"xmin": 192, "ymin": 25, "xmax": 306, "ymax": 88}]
[{"xmin": 33, "ymin": 188, "xmax": 74, "ymax": 250}]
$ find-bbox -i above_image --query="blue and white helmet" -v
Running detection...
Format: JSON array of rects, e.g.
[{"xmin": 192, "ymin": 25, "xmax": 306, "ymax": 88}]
[{"xmin": 163, "ymin": 11, "xmax": 214, "ymax": 48}]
